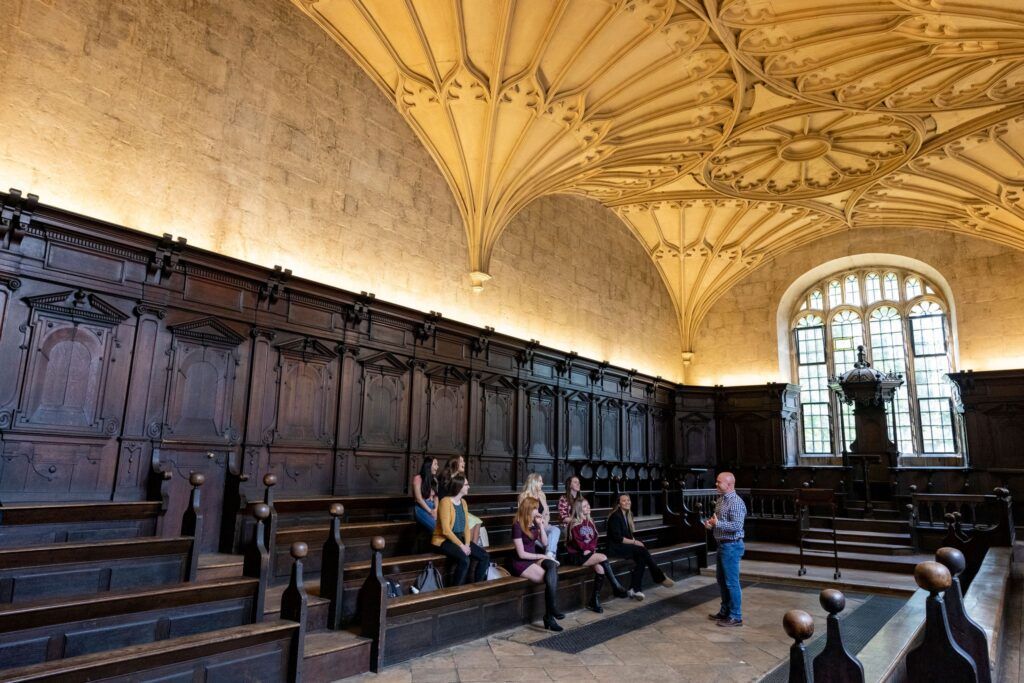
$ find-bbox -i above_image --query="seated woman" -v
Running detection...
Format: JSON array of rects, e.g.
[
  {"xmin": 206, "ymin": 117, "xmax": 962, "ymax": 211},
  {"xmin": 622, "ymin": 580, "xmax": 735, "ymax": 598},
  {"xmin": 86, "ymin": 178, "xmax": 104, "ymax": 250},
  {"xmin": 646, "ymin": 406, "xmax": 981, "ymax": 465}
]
[
  {"xmin": 439, "ymin": 456, "xmax": 486, "ymax": 545},
  {"xmin": 411, "ymin": 456, "xmax": 438, "ymax": 532},
  {"xmin": 518, "ymin": 473, "xmax": 560, "ymax": 559},
  {"xmin": 431, "ymin": 474, "xmax": 490, "ymax": 585},
  {"xmin": 567, "ymin": 498, "xmax": 627, "ymax": 612},
  {"xmin": 511, "ymin": 496, "xmax": 564, "ymax": 631},
  {"xmin": 606, "ymin": 494, "xmax": 674, "ymax": 600},
  {"xmin": 556, "ymin": 474, "xmax": 582, "ymax": 530}
]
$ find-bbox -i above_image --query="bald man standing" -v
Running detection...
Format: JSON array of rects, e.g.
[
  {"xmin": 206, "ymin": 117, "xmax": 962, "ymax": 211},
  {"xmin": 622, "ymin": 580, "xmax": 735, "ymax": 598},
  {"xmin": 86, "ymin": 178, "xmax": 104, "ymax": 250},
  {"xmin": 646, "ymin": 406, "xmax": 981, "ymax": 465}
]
[{"xmin": 705, "ymin": 471, "xmax": 746, "ymax": 627}]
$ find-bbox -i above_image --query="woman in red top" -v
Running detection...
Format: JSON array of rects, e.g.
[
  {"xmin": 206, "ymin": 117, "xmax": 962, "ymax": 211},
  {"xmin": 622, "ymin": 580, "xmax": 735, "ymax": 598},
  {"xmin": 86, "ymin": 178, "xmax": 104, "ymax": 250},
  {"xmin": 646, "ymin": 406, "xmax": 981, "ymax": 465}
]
[
  {"xmin": 567, "ymin": 498, "xmax": 628, "ymax": 612},
  {"xmin": 511, "ymin": 497, "xmax": 564, "ymax": 631}
]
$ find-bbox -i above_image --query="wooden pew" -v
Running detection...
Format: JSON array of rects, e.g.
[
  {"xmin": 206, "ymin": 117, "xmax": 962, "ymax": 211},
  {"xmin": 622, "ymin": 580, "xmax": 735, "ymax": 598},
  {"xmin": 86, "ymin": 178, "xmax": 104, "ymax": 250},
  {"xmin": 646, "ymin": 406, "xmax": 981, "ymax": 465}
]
[
  {"xmin": 0, "ymin": 578, "xmax": 262, "ymax": 668},
  {"xmin": 0, "ymin": 501, "xmax": 164, "ymax": 547},
  {"xmin": 0, "ymin": 621, "xmax": 304, "ymax": 683},
  {"xmin": 0, "ymin": 474, "xmax": 206, "ymax": 605},
  {"xmin": 0, "ymin": 536, "xmax": 311, "ymax": 682}
]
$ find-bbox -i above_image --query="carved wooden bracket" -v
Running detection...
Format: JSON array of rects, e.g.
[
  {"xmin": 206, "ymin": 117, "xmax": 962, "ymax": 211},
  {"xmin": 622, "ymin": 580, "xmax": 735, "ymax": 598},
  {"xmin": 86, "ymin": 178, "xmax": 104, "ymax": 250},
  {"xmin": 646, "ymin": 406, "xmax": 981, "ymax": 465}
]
[
  {"xmin": 148, "ymin": 233, "xmax": 187, "ymax": 280},
  {"xmin": 0, "ymin": 188, "xmax": 38, "ymax": 247}
]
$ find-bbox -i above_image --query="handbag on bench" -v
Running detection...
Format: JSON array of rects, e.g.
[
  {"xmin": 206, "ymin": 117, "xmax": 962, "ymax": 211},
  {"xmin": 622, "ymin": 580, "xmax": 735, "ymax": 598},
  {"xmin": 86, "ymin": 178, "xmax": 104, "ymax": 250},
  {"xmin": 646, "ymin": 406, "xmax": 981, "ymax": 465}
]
[{"xmin": 414, "ymin": 561, "xmax": 444, "ymax": 593}]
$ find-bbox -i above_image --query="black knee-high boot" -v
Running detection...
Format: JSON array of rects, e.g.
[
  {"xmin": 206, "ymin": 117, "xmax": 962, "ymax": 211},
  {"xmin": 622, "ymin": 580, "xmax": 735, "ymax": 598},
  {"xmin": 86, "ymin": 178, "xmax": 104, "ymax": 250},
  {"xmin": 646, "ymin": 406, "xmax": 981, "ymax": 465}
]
[
  {"xmin": 602, "ymin": 560, "xmax": 628, "ymax": 598},
  {"xmin": 541, "ymin": 559, "xmax": 565, "ymax": 630},
  {"xmin": 589, "ymin": 572, "xmax": 604, "ymax": 613}
]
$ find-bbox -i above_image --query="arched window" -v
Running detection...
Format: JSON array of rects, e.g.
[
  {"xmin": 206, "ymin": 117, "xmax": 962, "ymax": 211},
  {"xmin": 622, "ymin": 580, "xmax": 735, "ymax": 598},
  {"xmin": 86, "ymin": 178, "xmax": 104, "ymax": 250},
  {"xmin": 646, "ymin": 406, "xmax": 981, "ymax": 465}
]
[{"xmin": 791, "ymin": 268, "xmax": 958, "ymax": 457}]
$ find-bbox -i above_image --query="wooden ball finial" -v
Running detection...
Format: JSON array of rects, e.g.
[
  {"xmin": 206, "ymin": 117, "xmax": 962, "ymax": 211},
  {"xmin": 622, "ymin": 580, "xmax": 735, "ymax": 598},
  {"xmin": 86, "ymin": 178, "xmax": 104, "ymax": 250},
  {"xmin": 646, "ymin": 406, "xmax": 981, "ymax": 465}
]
[
  {"xmin": 935, "ymin": 547, "xmax": 966, "ymax": 577},
  {"xmin": 263, "ymin": 473, "xmax": 278, "ymax": 487},
  {"xmin": 330, "ymin": 503, "xmax": 345, "ymax": 517},
  {"xmin": 371, "ymin": 536, "xmax": 386, "ymax": 551},
  {"xmin": 291, "ymin": 542, "xmax": 308, "ymax": 559},
  {"xmin": 189, "ymin": 472, "xmax": 205, "ymax": 487},
  {"xmin": 253, "ymin": 503, "xmax": 271, "ymax": 520},
  {"xmin": 915, "ymin": 561, "xmax": 952, "ymax": 593},
  {"xmin": 783, "ymin": 609, "xmax": 815, "ymax": 642},
  {"xmin": 819, "ymin": 588, "xmax": 846, "ymax": 615}
]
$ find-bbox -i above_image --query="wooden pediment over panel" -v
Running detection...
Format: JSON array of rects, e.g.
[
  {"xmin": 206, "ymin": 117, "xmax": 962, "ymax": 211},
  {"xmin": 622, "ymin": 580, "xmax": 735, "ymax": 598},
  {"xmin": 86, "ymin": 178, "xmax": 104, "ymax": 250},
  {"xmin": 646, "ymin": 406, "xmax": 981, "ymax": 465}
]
[
  {"xmin": 273, "ymin": 336, "xmax": 338, "ymax": 446},
  {"xmin": 356, "ymin": 352, "xmax": 410, "ymax": 451},
  {"xmin": 16, "ymin": 290, "xmax": 130, "ymax": 434},
  {"xmin": 423, "ymin": 364, "xmax": 468, "ymax": 455},
  {"xmin": 479, "ymin": 373, "xmax": 515, "ymax": 458},
  {"xmin": 23, "ymin": 289, "xmax": 129, "ymax": 325},
  {"xmin": 524, "ymin": 383, "xmax": 555, "ymax": 459},
  {"xmin": 168, "ymin": 316, "xmax": 244, "ymax": 347},
  {"xmin": 564, "ymin": 391, "xmax": 591, "ymax": 460},
  {"xmin": 164, "ymin": 317, "xmax": 244, "ymax": 442}
]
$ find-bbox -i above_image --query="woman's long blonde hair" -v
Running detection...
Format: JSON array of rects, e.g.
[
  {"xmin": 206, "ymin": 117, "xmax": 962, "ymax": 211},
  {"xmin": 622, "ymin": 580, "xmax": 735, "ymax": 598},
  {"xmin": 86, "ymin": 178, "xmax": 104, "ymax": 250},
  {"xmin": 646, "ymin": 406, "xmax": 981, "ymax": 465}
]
[
  {"xmin": 516, "ymin": 496, "xmax": 540, "ymax": 537},
  {"xmin": 518, "ymin": 473, "xmax": 544, "ymax": 502},
  {"xmin": 568, "ymin": 497, "xmax": 591, "ymax": 530},
  {"xmin": 609, "ymin": 495, "xmax": 635, "ymax": 534}
]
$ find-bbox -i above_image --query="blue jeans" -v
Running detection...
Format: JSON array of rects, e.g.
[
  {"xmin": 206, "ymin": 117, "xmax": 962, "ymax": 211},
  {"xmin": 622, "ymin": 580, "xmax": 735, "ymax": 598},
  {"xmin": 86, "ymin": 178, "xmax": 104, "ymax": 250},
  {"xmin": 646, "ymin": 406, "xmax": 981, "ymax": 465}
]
[
  {"xmin": 716, "ymin": 540, "xmax": 744, "ymax": 620},
  {"xmin": 414, "ymin": 500, "xmax": 436, "ymax": 531},
  {"xmin": 543, "ymin": 525, "xmax": 560, "ymax": 556}
]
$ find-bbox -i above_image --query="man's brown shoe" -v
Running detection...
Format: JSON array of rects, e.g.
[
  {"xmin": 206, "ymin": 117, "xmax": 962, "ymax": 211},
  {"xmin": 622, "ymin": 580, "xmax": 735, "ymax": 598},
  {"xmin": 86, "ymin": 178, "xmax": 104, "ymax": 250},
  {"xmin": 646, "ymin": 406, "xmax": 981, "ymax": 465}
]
[
  {"xmin": 708, "ymin": 613, "xmax": 727, "ymax": 621},
  {"xmin": 717, "ymin": 618, "xmax": 743, "ymax": 627}
]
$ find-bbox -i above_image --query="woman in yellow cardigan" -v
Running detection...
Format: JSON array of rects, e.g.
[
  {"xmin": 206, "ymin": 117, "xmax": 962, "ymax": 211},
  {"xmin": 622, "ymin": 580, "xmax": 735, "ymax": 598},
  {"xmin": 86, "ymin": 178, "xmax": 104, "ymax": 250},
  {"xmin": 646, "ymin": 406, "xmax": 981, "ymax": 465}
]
[{"xmin": 432, "ymin": 473, "xmax": 490, "ymax": 584}]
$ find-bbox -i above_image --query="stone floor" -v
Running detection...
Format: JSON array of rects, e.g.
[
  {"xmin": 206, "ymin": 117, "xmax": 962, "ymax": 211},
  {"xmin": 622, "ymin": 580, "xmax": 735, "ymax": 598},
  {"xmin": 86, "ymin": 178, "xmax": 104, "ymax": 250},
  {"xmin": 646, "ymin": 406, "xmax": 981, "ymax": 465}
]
[{"xmin": 341, "ymin": 575, "xmax": 869, "ymax": 683}]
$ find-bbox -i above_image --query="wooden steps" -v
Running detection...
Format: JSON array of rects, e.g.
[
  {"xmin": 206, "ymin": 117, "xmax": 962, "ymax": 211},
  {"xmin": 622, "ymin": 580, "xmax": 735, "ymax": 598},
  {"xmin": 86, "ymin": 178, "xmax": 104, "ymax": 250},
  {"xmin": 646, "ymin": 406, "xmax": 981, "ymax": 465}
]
[
  {"xmin": 743, "ymin": 540, "xmax": 930, "ymax": 575},
  {"xmin": 303, "ymin": 630, "xmax": 372, "ymax": 682},
  {"xmin": 802, "ymin": 538, "xmax": 916, "ymax": 556}
]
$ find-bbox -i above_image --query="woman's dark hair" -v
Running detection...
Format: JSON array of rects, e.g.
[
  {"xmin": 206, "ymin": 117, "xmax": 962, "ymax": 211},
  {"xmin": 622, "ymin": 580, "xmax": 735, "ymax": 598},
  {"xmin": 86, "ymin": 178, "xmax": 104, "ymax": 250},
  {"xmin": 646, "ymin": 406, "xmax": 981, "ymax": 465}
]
[
  {"xmin": 446, "ymin": 472, "xmax": 468, "ymax": 497},
  {"xmin": 418, "ymin": 457, "xmax": 437, "ymax": 500},
  {"xmin": 563, "ymin": 474, "xmax": 581, "ymax": 509},
  {"xmin": 439, "ymin": 456, "xmax": 462, "ymax": 495}
]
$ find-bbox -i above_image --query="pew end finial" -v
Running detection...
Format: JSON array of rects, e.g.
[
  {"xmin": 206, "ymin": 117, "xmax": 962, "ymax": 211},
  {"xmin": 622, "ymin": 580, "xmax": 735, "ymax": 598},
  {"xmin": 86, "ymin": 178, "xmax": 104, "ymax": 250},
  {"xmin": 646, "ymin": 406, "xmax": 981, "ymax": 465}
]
[
  {"xmin": 935, "ymin": 547, "xmax": 966, "ymax": 578},
  {"xmin": 291, "ymin": 542, "xmax": 308, "ymax": 560},
  {"xmin": 253, "ymin": 503, "xmax": 270, "ymax": 521}
]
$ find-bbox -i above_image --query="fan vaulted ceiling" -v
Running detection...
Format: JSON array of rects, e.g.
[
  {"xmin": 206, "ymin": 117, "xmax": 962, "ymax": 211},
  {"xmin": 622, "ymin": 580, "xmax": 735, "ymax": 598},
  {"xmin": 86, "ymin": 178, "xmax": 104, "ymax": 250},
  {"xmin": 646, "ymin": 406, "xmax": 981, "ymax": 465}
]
[{"xmin": 291, "ymin": 0, "xmax": 1024, "ymax": 356}]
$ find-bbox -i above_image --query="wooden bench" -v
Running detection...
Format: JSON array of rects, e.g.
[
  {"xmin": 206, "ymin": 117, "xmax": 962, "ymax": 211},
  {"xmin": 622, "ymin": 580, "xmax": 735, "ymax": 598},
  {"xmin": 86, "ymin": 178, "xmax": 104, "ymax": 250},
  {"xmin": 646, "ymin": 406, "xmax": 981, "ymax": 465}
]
[
  {"xmin": 375, "ymin": 541, "xmax": 706, "ymax": 666},
  {"xmin": 0, "ymin": 501, "xmax": 164, "ymax": 547},
  {"xmin": 0, "ymin": 620, "xmax": 303, "ymax": 682},
  {"xmin": 0, "ymin": 578, "xmax": 262, "ymax": 668},
  {"xmin": 0, "ymin": 474, "xmax": 207, "ymax": 605}
]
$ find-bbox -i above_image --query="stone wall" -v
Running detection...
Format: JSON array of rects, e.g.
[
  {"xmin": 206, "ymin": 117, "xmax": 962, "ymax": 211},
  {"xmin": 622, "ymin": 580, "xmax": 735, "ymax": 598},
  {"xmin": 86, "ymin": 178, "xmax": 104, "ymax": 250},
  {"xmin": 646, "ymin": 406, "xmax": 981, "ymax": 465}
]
[
  {"xmin": 0, "ymin": 0, "xmax": 683, "ymax": 380},
  {"xmin": 689, "ymin": 227, "xmax": 1024, "ymax": 385}
]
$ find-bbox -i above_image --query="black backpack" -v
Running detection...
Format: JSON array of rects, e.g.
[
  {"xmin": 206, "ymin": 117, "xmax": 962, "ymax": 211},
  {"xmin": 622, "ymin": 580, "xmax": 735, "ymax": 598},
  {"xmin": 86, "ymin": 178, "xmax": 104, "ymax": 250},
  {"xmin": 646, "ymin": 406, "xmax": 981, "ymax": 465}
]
[{"xmin": 414, "ymin": 561, "xmax": 444, "ymax": 593}]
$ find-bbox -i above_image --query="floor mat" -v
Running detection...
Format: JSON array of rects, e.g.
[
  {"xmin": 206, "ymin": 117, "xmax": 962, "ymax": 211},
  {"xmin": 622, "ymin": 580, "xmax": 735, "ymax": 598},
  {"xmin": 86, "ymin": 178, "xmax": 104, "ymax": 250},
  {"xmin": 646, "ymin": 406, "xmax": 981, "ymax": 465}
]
[
  {"xmin": 531, "ymin": 582, "xmax": 725, "ymax": 654},
  {"xmin": 759, "ymin": 593, "xmax": 907, "ymax": 682}
]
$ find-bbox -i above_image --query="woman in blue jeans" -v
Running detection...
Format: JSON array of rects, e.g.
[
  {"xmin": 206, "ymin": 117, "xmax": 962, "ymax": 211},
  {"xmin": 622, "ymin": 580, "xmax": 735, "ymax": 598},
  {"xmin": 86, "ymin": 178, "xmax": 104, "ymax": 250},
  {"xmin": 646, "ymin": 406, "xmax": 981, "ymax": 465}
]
[{"xmin": 412, "ymin": 456, "xmax": 438, "ymax": 531}]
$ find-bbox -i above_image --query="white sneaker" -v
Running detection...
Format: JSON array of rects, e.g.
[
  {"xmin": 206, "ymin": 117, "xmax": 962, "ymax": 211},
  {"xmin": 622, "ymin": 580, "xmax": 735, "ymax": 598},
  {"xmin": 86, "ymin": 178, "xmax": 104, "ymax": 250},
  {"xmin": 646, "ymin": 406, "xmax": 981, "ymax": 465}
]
[{"xmin": 627, "ymin": 589, "xmax": 645, "ymax": 601}]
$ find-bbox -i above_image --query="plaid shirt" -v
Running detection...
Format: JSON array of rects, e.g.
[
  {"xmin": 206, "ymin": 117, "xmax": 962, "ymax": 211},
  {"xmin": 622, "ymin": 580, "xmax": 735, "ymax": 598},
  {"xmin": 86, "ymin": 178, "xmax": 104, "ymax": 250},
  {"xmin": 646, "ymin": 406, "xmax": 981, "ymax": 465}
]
[{"xmin": 713, "ymin": 491, "xmax": 746, "ymax": 542}]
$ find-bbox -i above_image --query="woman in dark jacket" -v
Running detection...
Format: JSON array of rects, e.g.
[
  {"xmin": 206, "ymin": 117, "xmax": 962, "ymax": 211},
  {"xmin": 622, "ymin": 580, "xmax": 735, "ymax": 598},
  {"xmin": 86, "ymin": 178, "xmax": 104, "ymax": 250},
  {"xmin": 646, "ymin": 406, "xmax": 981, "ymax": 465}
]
[{"xmin": 606, "ymin": 494, "xmax": 674, "ymax": 600}]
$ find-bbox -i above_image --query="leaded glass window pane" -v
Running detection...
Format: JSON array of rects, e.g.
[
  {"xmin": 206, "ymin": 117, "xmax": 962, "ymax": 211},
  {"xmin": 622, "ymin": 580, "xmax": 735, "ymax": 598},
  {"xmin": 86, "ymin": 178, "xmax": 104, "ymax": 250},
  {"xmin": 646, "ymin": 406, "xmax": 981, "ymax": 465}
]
[
  {"xmin": 906, "ymin": 276, "xmax": 923, "ymax": 299},
  {"xmin": 870, "ymin": 306, "xmax": 914, "ymax": 450},
  {"xmin": 844, "ymin": 275, "xmax": 860, "ymax": 305},
  {"xmin": 831, "ymin": 310, "xmax": 863, "ymax": 453},
  {"xmin": 809, "ymin": 290, "xmax": 823, "ymax": 309},
  {"xmin": 910, "ymin": 303, "xmax": 956, "ymax": 453},
  {"xmin": 828, "ymin": 280, "xmax": 842, "ymax": 308},
  {"xmin": 865, "ymin": 273, "xmax": 881, "ymax": 303},
  {"xmin": 795, "ymin": 314, "xmax": 830, "ymax": 454},
  {"xmin": 883, "ymin": 272, "xmax": 899, "ymax": 300}
]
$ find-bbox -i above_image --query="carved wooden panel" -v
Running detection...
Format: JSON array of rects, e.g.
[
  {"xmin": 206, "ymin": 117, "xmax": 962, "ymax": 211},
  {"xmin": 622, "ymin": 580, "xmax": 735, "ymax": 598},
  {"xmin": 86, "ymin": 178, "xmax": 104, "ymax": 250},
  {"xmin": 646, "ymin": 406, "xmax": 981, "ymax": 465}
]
[
  {"xmin": 348, "ymin": 451, "xmax": 404, "ymax": 494},
  {"xmin": 565, "ymin": 394, "xmax": 590, "ymax": 460},
  {"xmin": 626, "ymin": 404, "xmax": 645, "ymax": 462},
  {"xmin": 679, "ymin": 414, "xmax": 715, "ymax": 467},
  {"xmin": 476, "ymin": 455, "xmax": 514, "ymax": 491},
  {"xmin": 164, "ymin": 318, "xmax": 244, "ymax": 443},
  {"xmin": 267, "ymin": 448, "xmax": 333, "ymax": 496},
  {"xmin": 356, "ymin": 353, "xmax": 410, "ymax": 451},
  {"xmin": 598, "ymin": 399, "xmax": 620, "ymax": 460},
  {"xmin": 155, "ymin": 448, "xmax": 228, "ymax": 552},
  {"xmin": 275, "ymin": 338, "xmax": 338, "ymax": 447},
  {"xmin": 0, "ymin": 437, "xmax": 113, "ymax": 502},
  {"xmin": 424, "ymin": 368, "xmax": 467, "ymax": 456},
  {"xmin": 480, "ymin": 383, "xmax": 514, "ymax": 458},
  {"xmin": 526, "ymin": 387, "xmax": 554, "ymax": 459}
]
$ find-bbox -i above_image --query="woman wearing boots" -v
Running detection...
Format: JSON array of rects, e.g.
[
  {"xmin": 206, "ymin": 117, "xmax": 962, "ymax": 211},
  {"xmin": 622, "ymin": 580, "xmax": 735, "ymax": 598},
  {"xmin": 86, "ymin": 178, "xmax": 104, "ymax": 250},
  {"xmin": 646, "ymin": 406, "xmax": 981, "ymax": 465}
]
[
  {"xmin": 567, "ymin": 498, "xmax": 627, "ymax": 612},
  {"xmin": 607, "ymin": 494, "xmax": 674, "ymax": 600},
  {"xmin": 511, "ymin": 496, "xmax": 564, "ymax": 631}
]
